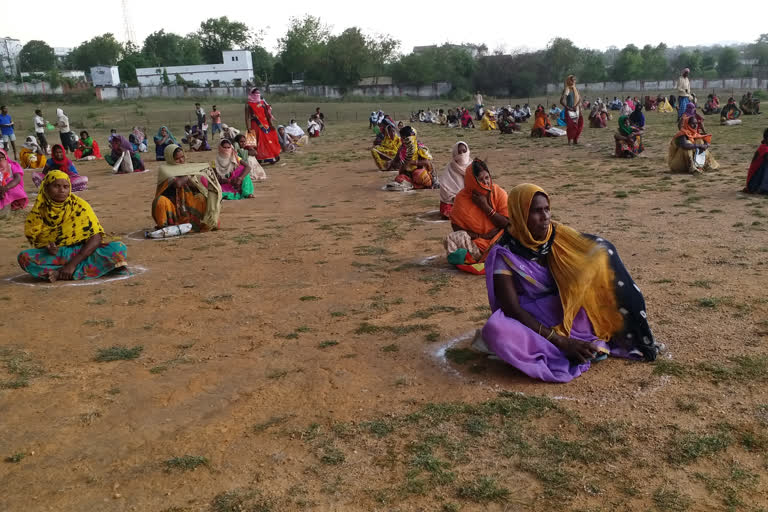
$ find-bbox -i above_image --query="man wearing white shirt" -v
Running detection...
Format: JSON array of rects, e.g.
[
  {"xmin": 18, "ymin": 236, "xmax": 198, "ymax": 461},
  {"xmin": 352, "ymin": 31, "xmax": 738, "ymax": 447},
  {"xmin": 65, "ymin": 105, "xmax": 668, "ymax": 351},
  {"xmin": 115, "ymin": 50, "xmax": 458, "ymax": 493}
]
[{"xmin": 33, "ymin": 109, "xmax": 48, "ymax": 154}]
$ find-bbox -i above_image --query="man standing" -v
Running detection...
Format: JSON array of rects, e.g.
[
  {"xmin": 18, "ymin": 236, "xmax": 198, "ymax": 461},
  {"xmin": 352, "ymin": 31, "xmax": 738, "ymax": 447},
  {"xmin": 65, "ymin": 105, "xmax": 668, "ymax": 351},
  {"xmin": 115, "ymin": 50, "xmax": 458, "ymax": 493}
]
[
  {"xmin": 34, "ymin": 109, "xmax": 49, "ymax": 154},
  {"xmin": 210, "ymin": 105, "xmax": 222, "ymax": 140},
  {"xmin": 676, "ymin": 68, "xmax": 692, "ymax": 120},
  {"xmin": 474, "ymin": 91, "xmax": 483, "ymax": 120},
  {"xmin": 0, "ymin": 106, "xmax": 17, "ymax": 159},
  {"xmin": 195, "ymin": 103, "xmax": 206, "ymax": 135}
]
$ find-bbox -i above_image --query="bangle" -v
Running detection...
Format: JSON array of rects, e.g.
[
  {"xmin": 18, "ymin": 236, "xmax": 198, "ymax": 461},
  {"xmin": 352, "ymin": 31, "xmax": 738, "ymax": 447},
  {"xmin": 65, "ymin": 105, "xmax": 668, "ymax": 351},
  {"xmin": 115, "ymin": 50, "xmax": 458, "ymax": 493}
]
[
  {"xmin": 546, "ymin": 329, "xmax": 556, "ymax": 341},
  {"xmin": 537, "ymin": 324, "xmax": 542, "ymax": 336},
  {"xmin": 487, "ymin": 208, "xmax": 496, "ymax": 217}
]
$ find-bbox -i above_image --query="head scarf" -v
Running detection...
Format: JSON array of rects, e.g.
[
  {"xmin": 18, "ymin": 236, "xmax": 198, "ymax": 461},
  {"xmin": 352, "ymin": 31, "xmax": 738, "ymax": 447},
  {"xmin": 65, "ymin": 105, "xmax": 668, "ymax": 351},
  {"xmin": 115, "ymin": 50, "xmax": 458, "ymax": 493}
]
[
  {"xmin": 214, "ymin": 139, "xmax": 239, "ymax": 179},
  {"xmin": 155, "ymin": 126, "xmax": 177, "ymax": 144},
  {"xmin": 277, "ymin": 125, "xmax": 289, "ymax": 148},
  {"xmin": 439, "ymin": 141, "xmax": 471, "ymax": 204},
  {"xmin": 683, "ymin": 103, "xmax": 696, "ymax": 118},
  {"xmin": 111, "ymin": 135, "xmax": 133, "ymax": 153},
  {"xmin": 450, "ymin": 161, "xmax": 509, "ymax": 256},
  {"xmin": 157, "ymin": 144, "xmax": 222, "ymax": 230},
  {"xmin": 562, "ymin": 75, "xmax": 581, "ymax": 107},
  {"xmin": 248, "ymin": 88, "xmax": 262, "ymax": 103},
  {"xmin": 24, "ymin": 170, "xmax": 104, "ymax": 248},
  {"xmin": 682, "ymin": 68, "xmax": 690, "ymax": 75},
  {"xmin": 24, "ymin": 136, "xmax": 40, "ymax": 151},
  {"xmin": 504, "ymin": 184, "xmax": 623, "ymax": 340},
  {"xmin": 673, "ymin": 116, "xmax": 710, "ymax": 144},
  {"xmin": 0, "ymin": 148, "xmax": 15, "ymax": 183},
  {"xmin": 132, "ymin": 126, "xmax": 145, "ymax": 142},
  {"xmin": 56, "ymin": 108, "xmax": 65, "ymax": 118},
  {"xmin": 629, "ymin": 104, "xmax": 644, "ymax": 126},
  {"xmin": 618, "ymin": 116, "xmax": 633, "ymax": 136},
  {"xmin": 50, "ymin": 144, "xmax": 73, "ymax": 169}
]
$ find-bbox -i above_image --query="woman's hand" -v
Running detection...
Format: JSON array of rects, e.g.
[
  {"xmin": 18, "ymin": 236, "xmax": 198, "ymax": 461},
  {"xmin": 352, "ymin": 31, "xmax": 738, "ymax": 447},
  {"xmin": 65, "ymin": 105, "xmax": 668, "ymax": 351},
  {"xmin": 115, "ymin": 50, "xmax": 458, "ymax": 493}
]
[
  {"xmin": 553, "ymin": 335, "xmax": 599, "ymax": 363},
  {"xmin": 471, "ymin": 190, "xmax": 492, "ymax": 212},
  {"xmin": 46, "ymin": 242, "xmax": 58, "ymax": 255},
  {"xmin": 0, "ymin": 185, "xmax": 6, "ymax": 199}
]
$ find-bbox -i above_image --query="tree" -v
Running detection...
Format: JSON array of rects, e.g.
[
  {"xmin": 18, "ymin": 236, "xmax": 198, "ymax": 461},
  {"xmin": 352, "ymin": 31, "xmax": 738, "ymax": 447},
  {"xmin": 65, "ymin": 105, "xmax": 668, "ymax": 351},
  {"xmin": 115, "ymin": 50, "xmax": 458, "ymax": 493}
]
[
  {"xmin": 19, "ymin": 40, "xmax": 55, "ymax": 72},
  {"xmin": 325, "ymin": 28, "xmax": 371, "ymax": 87},
  {"xmin": 197, "ymin": 17, "xmax": 251, "ymax": 64},
  {"xmin": 748, "ymin": 34, "xmax": 768, "ymax": 66},
  {"xmin": 277, "ymin": 15, "xmax": 330, "ymax": 79},
  {"xmin": 118, "ymin": 42, "xmax": 148, "ymax": 86},
  {"xmin": 367, "ymin": 36, "xmax": 399, "ymax": 80},
  {"xmin": 391, "ymin": 45, "xmax": 476, "ymax": 92},
  {"xmin": 142, "ymin": 30, "xmax": 201, "ymax": 66},
  {"xmin": 717, "ymin": 47, "xmax": 741, "ymax": 77},
  {"xmin": 673, "ymin": 51, "xmax": 702, "ymax": 74},
  {"xmin": 612, "ymin": 44, "xmax": 644, "ymax": 81},
  {"xmin": 162, "ymin": 68, "xmax": 170, "ymax": 86},
  {"xmin": 579, "ymin": 50, "xmax": 606, "ymax": 83},
  {"xmin": 249, "ymin": 45, "xmax": 274, "ymax": 86},
  {"xmin": 69, "ymin": 33, "xmax": 122, "ymax": 70},
  {"xmin": 544, "ymin": 38, "xmax": 581, "ymax": 83},
  {"xmin": 640, "ymin": 43, "xmax": 668, "ymax": 80}
]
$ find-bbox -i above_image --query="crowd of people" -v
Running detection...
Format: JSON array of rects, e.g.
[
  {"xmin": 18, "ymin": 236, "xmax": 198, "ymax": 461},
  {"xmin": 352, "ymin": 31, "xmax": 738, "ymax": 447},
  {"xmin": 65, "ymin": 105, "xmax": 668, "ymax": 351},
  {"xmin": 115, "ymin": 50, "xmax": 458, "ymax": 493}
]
[{"xmin": 1, "ymin": 74, "xmax": 766, "ymax": 385}]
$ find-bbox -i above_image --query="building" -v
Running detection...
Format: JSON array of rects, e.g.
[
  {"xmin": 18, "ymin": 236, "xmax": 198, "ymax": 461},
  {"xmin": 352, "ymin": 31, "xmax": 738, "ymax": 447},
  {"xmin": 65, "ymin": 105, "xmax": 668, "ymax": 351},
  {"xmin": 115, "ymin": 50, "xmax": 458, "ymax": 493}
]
[
  {"xmin": 21, "ymin": 70, "xmax": 86, "ymax": 81},
  {"xmin": 136, "ymin": 50, "xmax": 253, "ymax": 87},
  {"xmin": 91, "ymin": 66, "xmax": 120, "ymax": 87},
  {"xmin": 412, "ymin": 44, "xmax": 483, "ymax": 59},
  {"xmin": 54, "ymin": 47, "xmax": 72, "ymax": 64},
  {"xmin": 0, "ymin": 37, "xmax": 22, "ymax": 76}
]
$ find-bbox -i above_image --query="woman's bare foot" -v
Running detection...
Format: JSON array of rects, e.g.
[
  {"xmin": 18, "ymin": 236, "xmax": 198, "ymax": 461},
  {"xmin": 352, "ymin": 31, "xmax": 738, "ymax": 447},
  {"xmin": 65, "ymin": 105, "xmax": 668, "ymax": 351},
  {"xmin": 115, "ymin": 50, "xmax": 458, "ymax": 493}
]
[{"xmin": 46, "ymin": 270, "xmax": 58, "ymax": 283}]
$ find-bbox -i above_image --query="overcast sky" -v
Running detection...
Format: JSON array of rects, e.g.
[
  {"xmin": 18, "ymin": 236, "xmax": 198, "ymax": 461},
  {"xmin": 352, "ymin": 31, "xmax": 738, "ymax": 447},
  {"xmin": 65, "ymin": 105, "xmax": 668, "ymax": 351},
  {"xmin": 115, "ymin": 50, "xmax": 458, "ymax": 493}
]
[{"xmin": 1, "ymin": 0, "xmax": 763, "ymax": 55}]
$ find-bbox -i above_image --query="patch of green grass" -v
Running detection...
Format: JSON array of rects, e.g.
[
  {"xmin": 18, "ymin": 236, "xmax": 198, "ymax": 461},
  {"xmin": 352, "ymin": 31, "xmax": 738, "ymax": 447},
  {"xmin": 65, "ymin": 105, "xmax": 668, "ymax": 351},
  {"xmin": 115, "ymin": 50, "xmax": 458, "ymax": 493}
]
[
  {"xmin": 690, "ymin": 280, "xmax": 713, "ymax": 289},
  {"xmin": 94, "ymin": 345, "xmax": 143, "ymax": 362},
  {"xmin": 668, "ymin": 426, "xmax": 732, "ymax": 463},
  {"xmin": 204, "ymin": 294, "xmax": 233, "ymax": 304},
  {"xmin": 149, "ymin": 365, "xmax": 168, "ymax": 374},
  {"xmin": 4, "ymin": 453, "xmax": 25, "ymax": 463},
  {"xmin": 408, "ymin": 305, "xmax": 463, "ymax": 319},
  {"xmin": 614, "ymin": 190, "xmax": 628, "ymax": 198},
  {"xmin": 381, "ymin": 344, "xmax": 399, "ymax": 353},
  {"xmin": 299, "ymin": 295, "xmax": 320, "ymax": 301},
  {"xmin": 363, "ymin": 419, "xmax": 395, "ymax": 438},
  {"xmin": 237, "ymin": 283, "xmax": 260, "ymax": 289},
  {"xmin": 424, "ymin": 332, "xmax": 440, "ymax": 342},
  {"xmin": 445, "ymin": 348, "xmax": 482, "ymax": 365},
  {"xmin": 418, "ymin": 273, "xmax": 452, "ymax": 295},
  {"xmin": 653, "ymin": 359, "xmax": 687, "ymax": 377},
  {"xmin": 463, "ymin": 416, "xmax": 490, "ymax": 437},
  {"xmin": 318, "ymin": 340, "xmax": 339, "ymax": 349},
  {"xmin": 210, "ymin": 489, "xmax": 273, "ymax": 512},
  {"xmin": 266, "ymin": 369, "xmax": 290, "ymax": 379},
  {"xmin": 456, "ymin": 476, "xmax": 510, "ymax": 503},
  {"xmin": 320, "ymin": 445, "xmax": 345, "ymax": 465},
  {"xmin": 652, "ymin": 486, "xmax": 692, "ymax": 511},
  {"xmin": 253, "ymin": 415, "xmax": 294, "ymax": 432},
  {"xmin": 163, "ymin": 455, "xmax": 209, "ymax": 471},
  {"xmin": 675, "ymin": 398, "xmax": 699, "ymax": 413},
  {"xmin": 354, "ymin": 322, "xmax": 435, "ymax": 337},
  {"xmin": 83, "ymin": 318, "xmax": 115, "ymax": 328},
  {"xmin": 330, "ymin": 311, "xmax": 346, "ymax": 317}
]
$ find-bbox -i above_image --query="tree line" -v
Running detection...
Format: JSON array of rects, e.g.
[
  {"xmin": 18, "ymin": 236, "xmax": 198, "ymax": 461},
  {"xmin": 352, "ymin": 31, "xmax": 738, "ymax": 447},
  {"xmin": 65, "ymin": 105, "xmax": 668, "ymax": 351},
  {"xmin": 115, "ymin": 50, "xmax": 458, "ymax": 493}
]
[{"xmin": 11, "ymin": 16, "xmax": 768, "ymax": 96}]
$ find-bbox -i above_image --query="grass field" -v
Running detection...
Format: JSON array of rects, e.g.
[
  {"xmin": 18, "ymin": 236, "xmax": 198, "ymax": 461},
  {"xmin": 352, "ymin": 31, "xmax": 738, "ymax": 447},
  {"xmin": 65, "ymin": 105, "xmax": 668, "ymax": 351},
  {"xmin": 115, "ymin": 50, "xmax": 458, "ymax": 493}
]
[{"xmin": 0, "ymin": 96, "xmax": 767, "ymax": 512}]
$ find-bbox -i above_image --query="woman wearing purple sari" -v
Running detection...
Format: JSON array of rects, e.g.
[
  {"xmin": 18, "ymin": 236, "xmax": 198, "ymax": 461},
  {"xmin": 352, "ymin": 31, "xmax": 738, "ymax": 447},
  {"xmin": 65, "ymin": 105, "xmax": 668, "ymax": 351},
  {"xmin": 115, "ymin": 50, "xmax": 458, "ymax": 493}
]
[{"xmin": 479, "ymin": 183, "xmax": 661, "ymax": 383}]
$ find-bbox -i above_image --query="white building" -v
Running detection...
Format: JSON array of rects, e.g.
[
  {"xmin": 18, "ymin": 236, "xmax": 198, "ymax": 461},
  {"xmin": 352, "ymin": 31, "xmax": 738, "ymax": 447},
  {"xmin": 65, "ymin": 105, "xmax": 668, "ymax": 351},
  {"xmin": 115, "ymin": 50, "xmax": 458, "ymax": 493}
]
[
  {"xmin": 0, "ymin": 37, "xmax": 22, "ymax": 76},
  {"xmin": 91, "ymin": 66, "xmax": 120, "ymax": 87},
  {"xmin": 21, "ymin": 70, "xmax": 86, "ymax": 81},
  {"xmin": 136, "ymin": 50, "xmax": 253, "ymax": 87},
  {"xmin": 54, "ymin": 47, "xmax": 72, "ymax": 63}
]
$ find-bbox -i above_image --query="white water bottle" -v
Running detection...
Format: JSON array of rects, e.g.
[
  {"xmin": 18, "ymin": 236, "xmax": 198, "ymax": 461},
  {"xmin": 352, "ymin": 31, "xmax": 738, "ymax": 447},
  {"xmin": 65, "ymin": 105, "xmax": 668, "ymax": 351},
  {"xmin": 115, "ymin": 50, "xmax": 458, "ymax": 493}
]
[{"xmin": 145, "ymin": 223, "xmax": 192, "ymax": 239}]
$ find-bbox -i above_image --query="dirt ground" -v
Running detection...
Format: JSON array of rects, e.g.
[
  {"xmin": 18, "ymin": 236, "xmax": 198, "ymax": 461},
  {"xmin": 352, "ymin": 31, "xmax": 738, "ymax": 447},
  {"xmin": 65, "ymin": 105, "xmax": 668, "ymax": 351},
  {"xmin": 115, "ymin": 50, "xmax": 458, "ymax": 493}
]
[{"xmin": 1, "ymin": 99, "xmax": 767, "ymax": 512}]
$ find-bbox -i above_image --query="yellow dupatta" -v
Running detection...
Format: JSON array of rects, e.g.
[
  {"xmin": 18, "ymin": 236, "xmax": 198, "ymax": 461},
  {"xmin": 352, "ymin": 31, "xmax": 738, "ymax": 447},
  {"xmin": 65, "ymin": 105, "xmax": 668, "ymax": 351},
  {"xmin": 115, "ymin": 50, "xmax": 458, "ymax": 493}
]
[
  {"xmin": 506, "ymin": 184, "xmax": 623, "ymax": 340},
  {"xmin": 24, "ymin": 170, "xmax": 104, "ymax": 248}
]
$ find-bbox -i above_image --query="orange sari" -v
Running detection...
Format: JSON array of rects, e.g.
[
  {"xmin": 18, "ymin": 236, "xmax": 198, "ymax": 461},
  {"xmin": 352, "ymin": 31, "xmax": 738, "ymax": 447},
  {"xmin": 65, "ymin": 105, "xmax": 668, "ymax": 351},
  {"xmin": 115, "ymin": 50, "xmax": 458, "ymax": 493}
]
[{"xmin": 450, "ymin": 165, "xmax": 509, "ymax": 260}]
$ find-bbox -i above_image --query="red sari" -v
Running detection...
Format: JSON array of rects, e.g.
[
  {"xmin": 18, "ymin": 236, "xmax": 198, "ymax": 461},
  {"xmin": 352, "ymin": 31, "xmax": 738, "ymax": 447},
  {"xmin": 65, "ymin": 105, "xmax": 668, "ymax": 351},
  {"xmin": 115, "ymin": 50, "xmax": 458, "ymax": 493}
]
[{"xmin": 247, "ymin": 101, "xmax": 281, "ymax": 163}]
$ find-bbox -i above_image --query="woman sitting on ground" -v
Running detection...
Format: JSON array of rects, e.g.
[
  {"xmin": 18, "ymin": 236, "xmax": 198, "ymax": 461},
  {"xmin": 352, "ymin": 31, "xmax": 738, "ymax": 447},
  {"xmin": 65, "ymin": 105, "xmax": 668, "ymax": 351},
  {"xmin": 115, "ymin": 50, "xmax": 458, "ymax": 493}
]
[
  {"xmin": 475, "ymin": 183, "xmax": 661, "ymax": 382},
  {"xmin": 371, "ymin": 121, "xmax": 401, "ymax": 171},
  {"xmin": 657, "ymin": 96, "xmax": 674, "ymax": 113},
  {"xmin": 588, "ymin": 102, "xmax": 608, "ymax": 128},
  {"xmin": 480, "ymin": 109, "xmax": 498, "ymax": 130},
  {"xmin": 0, "ymin": 148, "xmax": 28, "ymax": 214},
  {"xmin": 548, "ymin": 104, "xmax": 562, "ymax": 121},
  {"xmin": 18, "ymin": 171, "xmax": 127, "ymax": 282},
  {"xmin": 498, "ymin": 109, "xmax": 520, "ymax": 133},
  {"xmin": 34, "ymin": 144, "xmax": 88, "ymax": 191},
  {"xmin": 614, "ymin": 115, "xmax": 644, "ymax": 158},
  {"xmin": 629, "ymin": 103, "xmax": 645, "ymax": 130},
  {"xmin": 745, "ymin": 128, "xmax": 768, "ymax": 195},
  {"xmin": 446, "ymin": 110, "xmax": 459, "ymax": 128},
  {"xmin": 277, "ymin": 125, "xmax": 296, "ymax": 153},
  {"xmin": 644, "ymin": 96, "xmax": 657, "ymax": 111},
  {"xmin": 212, "ymin": 139, "xmax": 254, "ymax": 200},
  {"xmin": 307, "ymin": 116, "xmax": 322, "ymax": 138},
  {"xmin": 720, "ymin": 98, "xmax": 742, "ymax": 125},
  {"xmin": 531, "ymin": 105, "xmax": 555, "ymax": 137},
  {"xmin": 188, "ymin": 125, "xmax": 211, "ymax": 152},
  {"xmin": 131, "ymin": 126, "xmax": 148, "ymax": 152},
  {"xmin": 438, "ymin": 141, "xmax": 471, "ymax": 219},
  {"xmin": 385, "ymin": 126, "xmax": 436, "ymax": 190},
  {"xmin": 154, "ymin": 126, "xmax": 177, "ymax": 161},
  {"xmin": 105, "ymin": 135, "xmax": 146, "ymax": 173},
  {"xmin": 285, "ymin": 120, "xmax": 309, "ymax": 146},
  {"xmin": 444, "ymin": 159, "xmax": 509, "ymax": 275},
  {"xmin": 74, "ymin": 131, "xmax": 102, "ymax": 161},
  {"xmin": 19, "ymin": 136, "xmax": 46, "ymax": 169},
  {"xmin": 152, "ymin": 144, "xmax": 222, "ymax": 232},
  {"xmin": 702, "ymin": 94, "xmax": 720, "ymax": 115},
  {"xmin": 460, "ymin": 109, "xmax": 475, "ymax": 128},
  {"xmin": 740, "ymin": 92, "xmax": 761, "ymax": 115},
  {"xmin": 668, "ymin": 116, "xmax": 719, "ymax": 174}
]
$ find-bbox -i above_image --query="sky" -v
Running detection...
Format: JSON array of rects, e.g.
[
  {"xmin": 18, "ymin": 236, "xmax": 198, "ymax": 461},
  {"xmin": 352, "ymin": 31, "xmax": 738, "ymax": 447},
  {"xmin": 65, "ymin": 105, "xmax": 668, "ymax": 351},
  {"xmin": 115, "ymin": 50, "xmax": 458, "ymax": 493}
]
[{"xmin": 1, "ymin": 0, "xmax": 764, "ymax": 55}]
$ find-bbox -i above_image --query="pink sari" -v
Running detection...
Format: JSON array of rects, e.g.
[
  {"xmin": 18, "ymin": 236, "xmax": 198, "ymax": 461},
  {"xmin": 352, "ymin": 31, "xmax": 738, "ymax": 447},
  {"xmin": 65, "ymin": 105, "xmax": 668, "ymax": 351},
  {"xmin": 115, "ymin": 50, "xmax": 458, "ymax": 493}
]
[{"xmin": 0, "ymin": 149, "xmax": 28, "ymax": 210}]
